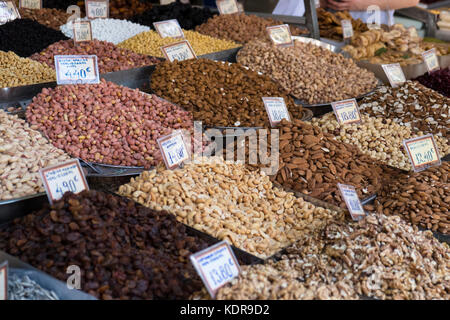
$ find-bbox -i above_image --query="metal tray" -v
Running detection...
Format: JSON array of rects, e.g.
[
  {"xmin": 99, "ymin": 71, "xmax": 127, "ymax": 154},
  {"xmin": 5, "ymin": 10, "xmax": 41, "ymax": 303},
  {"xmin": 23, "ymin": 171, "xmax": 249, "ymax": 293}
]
[
  {"xmin": 198, "ymin": 47, "xmax": 242, "ymax": 63},
  {"xmin": 0, "ymin": 193, "xmax": 47, "ymax": 226},
  {"xmin": 418, "ymin": 0, "xmax": 450, "ymax": 9}
]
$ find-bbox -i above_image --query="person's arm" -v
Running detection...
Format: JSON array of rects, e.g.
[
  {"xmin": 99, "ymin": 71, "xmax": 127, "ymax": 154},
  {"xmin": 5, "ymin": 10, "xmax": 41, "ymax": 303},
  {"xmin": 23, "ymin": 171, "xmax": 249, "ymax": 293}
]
[{"xmin": 325, "ymin": 0, "xmax": 419, "ymax": 11}]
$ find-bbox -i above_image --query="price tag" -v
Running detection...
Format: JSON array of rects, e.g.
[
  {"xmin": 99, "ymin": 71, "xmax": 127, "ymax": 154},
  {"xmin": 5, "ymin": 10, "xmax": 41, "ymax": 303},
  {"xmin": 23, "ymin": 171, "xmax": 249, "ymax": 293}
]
[
  {"xmin": 160, "ymin": 40, "xmax": 197, "ymax": 62},
  {"xmin": 54, "ymin": 55, "xmax": 100, "ymax": 85},
  {"xmin": 216, "ymin": 0, "xmax": 239, "ymax": 15},
  {"xmin": 0, "ymin": 262, "xmax": 7, "ymax": 300},
  {"xmin": 331, "ymin": 98, "xmax": 362, "ymax": 125},
  {"xmin": 39, "ymin": 159, "xmax": 89, "ymax": 204},
  {"xmin": 382, "ymin": 63, "xmax": 406, "ymax": 88},
  {"xmin": 403, "ymin": 134, "xmax": 441, "ymax": 172},
  {"xmin": 19, "ymin": 0, "xmax": 42, "ymax": 9},
  {"xmin": 153, "ymin": 19, "xmax": 184, "ymax": 39},
  {"xmin": 337, "ymin": 183, "xmax": 366, "ymax": 221},
  {"xmin": 422, "ymin": 48, "xmax": 440, "ymax": 74},
  {"xmin": 266, "ymin": 24, "xmax": 293, "ymax": 47},
  {"xmin": 341, "ymin": 19, "xmax": 354, "ymax": 39},
  {"xmin": 0, "ymin": 1, "xmax": 20, "ymax": 24},
  {"xmin": 85, "ymin": 0, "xmax": 108, "ymax": 19},
  {"xmin": 262, "ymin": 97, "xmax": 290, "ymax": 127},
  {"xmin": 190, "ymin": 241, "xmax": 240, "ymax": 298},
  {"xmin": 73, "ymin": 20, "xmax": 93, "ymax": 43},
  {"xmin": 157, "ymin": 130, "xmax": 190, "ymax": 169}
]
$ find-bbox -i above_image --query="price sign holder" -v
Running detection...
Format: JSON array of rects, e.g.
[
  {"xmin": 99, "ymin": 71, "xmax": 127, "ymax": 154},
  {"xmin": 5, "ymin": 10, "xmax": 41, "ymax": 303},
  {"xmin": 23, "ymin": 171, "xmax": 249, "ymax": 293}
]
[
  {"xmin": 157, "ymin": 130, "xmax": 190, "ymax": 170},
  {"xmin": 190, "ymin": 241, "xmax": 240, "ymax": 298},
  {"xmin": 19, "ymin": 0, "xmax": 42, "ymax": 9},
  {"xmin": 216, "ymin": 0, "xmax": 239, "ymax": 15},
  {"xmin": 73, "ymin": 20, "xmax": 93, "ymax": 43},
  {"xmin": 0, "ymin": 261, "xmax": 7, "ymax": 300},
  {"xmin": 160, "ymin": 40, "xmax": 197, "ymax": 62},
  {"xmin": 153, "ymin": 19, "xmax": 184, "ymax": 39},
  {"xmin": 337, "ymin": 183, "xmax": 365, "ymax": 221},
  {"xmin": 39, "ymin": 159, "xmax": 89, "ymax": 204},
  {"xmin": 331, "ymin": 98, "xmax": 362, "ymax": 125},
  {"xmin": 0, "ymin": 1, "xmax": 20, "ymax": 24},
  {"xmin": 266, "ymin": 24, "xmax": 293, "ymax": 47},
  {"xmin": 422, "ymin": 48, "xmax": 440, "ymax": 74},
  {"xmin": 403, "ymin": 134, "xmax": 441, "ymax": 172},
  {"xmin": 382, "ymin": 63, "xmax": 406, "ymax": 88},
  {"xmin": 341, "ymin": 19, "xmax": 354, "ymax": 39},
  {"xmin": 54, "ymin": 55, "xmax": 100, "ymax": 85},
  {"xmin": 85, "ymin": 0, "xmax": 109, "ymax": 19},
  {"xmin": 262, "ymin": 97, "xmax": 290, "ymax": 127}
]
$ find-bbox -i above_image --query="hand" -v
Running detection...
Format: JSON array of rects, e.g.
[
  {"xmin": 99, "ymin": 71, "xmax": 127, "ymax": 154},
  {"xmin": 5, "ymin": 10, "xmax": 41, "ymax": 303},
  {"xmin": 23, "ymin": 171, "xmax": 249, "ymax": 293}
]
[{"xmin": 326, "ymin": 0, "xmax": 369, "ymax": 11}]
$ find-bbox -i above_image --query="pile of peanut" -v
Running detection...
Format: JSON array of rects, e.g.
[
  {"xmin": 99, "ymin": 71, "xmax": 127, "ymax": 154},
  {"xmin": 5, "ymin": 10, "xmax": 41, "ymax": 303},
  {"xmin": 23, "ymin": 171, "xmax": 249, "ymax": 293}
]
[
  {"xmin": 237, "ymin": 39, "xmax": 378, "ymax": 104},
  {"xmin": 118, "ymin": 157, "xmax": 345, "ymax": 259},
  {"xmin": 0, "ymin": 110, "xmax": 70, "ymax": 201},
  {"xmin": 312, "ymin": 113, "xmax": 450, "ymax": 171}
]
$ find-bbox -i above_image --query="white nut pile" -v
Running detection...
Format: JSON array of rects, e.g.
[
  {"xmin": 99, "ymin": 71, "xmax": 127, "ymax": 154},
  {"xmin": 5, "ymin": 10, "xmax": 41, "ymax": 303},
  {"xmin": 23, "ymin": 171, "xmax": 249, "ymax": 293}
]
[
  {"xmin": 118, "ymin": 157, "xmax": 345, "ymax": 259},
  {"xmin": 60, "ymin": 18, "xmax": 150, "ymax": 45},
  {"xmin": 0, "ymin": 110, "xmax": 70, "ymax": 200},
  {"xmin": 312, "ymin": 113, "xmax": 449, "ymax": 171}
]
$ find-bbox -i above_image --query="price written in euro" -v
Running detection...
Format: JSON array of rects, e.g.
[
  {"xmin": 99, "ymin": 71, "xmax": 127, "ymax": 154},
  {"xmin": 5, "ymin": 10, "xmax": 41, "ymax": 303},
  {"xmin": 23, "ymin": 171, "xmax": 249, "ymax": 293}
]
[
  {"xmin": 73, "ymin": 21, "xmax": 93, "ymax": 42},
  {"xmin": 382, "ymin": 63, "xmax": 406, "ymax": 88},
  {"xmin": 161, "ymin": 40, "xmax": 197, "ymax": 62},
  {"xmin": 154, "ymin": 19, "xmax": 184, "ymax": 38},
  {"xmin": 0, "ymin": 262, "xmax": 6, "ymax": 300},
  {"xmin": 332, "ymin": 98, "xmax": 362, "ymax": 125},
  {"xmin": 216, "ymin": 0, "xmax": 239, "ymax": 14},
  {"xmin": 422, "ymin": 48, "xmax": 440, "ymax": 73},
  {"xmin": 266, "ymin": 24, "xmax": 293, "ymax": 47},
  {"xmin": 341, "ymin": 19, "xmax": 354, "ymax": 39},
  {"xmin": 85, "ymin": 0, "xmax": 108, "ymax": 19},
  {"xmin": 54, "ymin": 55, "xmax": 99, "ymax": 85},
  {"xmin": 19, "ymin": 0, "xmax": 42, "ymax": 9},
  {"xmin": 337, "ymin": 183, "xmax": 365, "ymax": 221},
  {"xmin": 157, "ymin": 131, "xmax": 190, "ymax": 169},
  {"xmin": 262, "ymin": 97, "xmax": 290, "ymax": 127},
  {"xmin": 403, "ymin": 134, "xmax": 441, "ymax": 172},
  {"xmin": 190, "ymin": 241, "xmax": 240, "ymax": 298}
]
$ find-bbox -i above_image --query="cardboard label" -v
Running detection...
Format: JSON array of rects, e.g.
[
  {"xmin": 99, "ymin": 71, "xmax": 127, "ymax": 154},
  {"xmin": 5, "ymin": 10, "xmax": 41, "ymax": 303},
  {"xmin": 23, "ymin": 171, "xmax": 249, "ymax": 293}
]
[
  {"xmin": 153, "ymin": 19, "xmax": 184, "ymax": 39},
  {"xmin": 341, "ymin": 19, "xmax": 354, "ymax": 39},
  {"xmin": 157, "ymin": 130, "xmax": 190, "ymax": 169},
  {"xmin": 39, "ymin": 159, "xmax": 89, "ymax": 204},
  {"xmin": 19, "ymin": 0, "xmax": 42, "ymax": 9},
  {"xmin": 85, "ymin": 0, "xmax": 108, "ymax": 19},
  {"xmin": 422, "ymin": 48, "xmax": 440, "ymax": 73},
  {"xmin": 382, "ymin": 63, "xmax": 406, "ymax": 88},
  {"xmin": 331, "ymin": 98, "xmax": 362, "ymax": 125},
  {"xmin": 216, "ymin": 0, "xmax": 239, "ymax": 15},
  {"xmin": 73, "ymin": 20, "xmax": 93, "ymax": 43},
  {"xmin": 338, "ymin": 184, "xmax": 365, "ymax": 221},
  {"xmin": 54, "ymin": 55, "xmax": 99, "ymax": 85},
  {"xmin": 262, "ymin": 97, "xmax": 290, "ymax": 127},
  {"xmin": 160, "ymin": 40, "xmax": 197, "ymax": 62},
  {"xmin": 190, "ymin": 241, "xmax": 240, "ymax": 298},
  {"xmin": 266, "ymin": 24, "xmax": 293, "ymax": 47},
  {"xmin": 403, "ymin": 134, "xmax": 441, "ymax": 172},
  {"xmin": 0, "ymin": 262, "xmax": 6, "ymax": 300},
  {"xmin": 0, "ymin": 1, "xmax": 20, "ymax": 24}
]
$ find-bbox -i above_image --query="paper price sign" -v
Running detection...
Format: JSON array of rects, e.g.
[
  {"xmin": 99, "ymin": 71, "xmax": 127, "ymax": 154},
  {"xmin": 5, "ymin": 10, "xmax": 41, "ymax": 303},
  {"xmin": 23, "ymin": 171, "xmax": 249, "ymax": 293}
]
[
  {"xmin": 422, "ymin": 48, "xmax": 440, "ymax": 74},
  {"xmin": 341, "ymin": 19, "xmax": 354, "ymax": 39},
  {"xmin": 85, "ymin": 0, "xmax": 108, "ymax": 19},
  {"xmin": 216, "ymin": 0, "xmax": 239, "ymax": 15},
  {"xmin": 154, "ymin": 19, "xmax": 184, "ymax": 39},
  {"xmin": 0, "ymin": 262, "xmax": 7, "ymax": 300},
  {"xmin": 403, "ymin": 135, "xmax": 441, "ymax": 172},
  {"xmin": 262, "ymin": 97, "xmax": 290, "ymax": 127},
  {"xmin": 39, "ymin": 159, "xmax": 89, "ymax": 204},
  {"xmin": 0, "ymin": 1, "xmax": 20, "ymax": 24},
  {"xmin": 157, "ymin": 130, "xmax": 190, "ymax": 169},
  {"xmin": 73, "ymin": 21, "xmax": 93, "ymax": 43},
  {"xmin": 190, "ymin": 241, "xmax": 240, "ymax": 298},
  {"xmin": 338, "ymin": 184, "xmax": 365, "ymax": 221},
  {"xmin": 332, "ymin": 98, "xmax": 362, "ymax": 125},
  {"xmin": 54, "ymin": 55, "xmax": 99, "ymax": 85},
  {"xmin": 382, "ymin": 63, "xmax": 406, "ymax": 88},
  {"xmin": 161, "ymin": 40, "xmax": 197, "ymax": 62},
  {"xmin": 266, "ymin": 24, "xmax": 293, "ymax": 47},
  {"xmin": 19, "ymin": 0, "xmax": 42, "ymax": 9}
]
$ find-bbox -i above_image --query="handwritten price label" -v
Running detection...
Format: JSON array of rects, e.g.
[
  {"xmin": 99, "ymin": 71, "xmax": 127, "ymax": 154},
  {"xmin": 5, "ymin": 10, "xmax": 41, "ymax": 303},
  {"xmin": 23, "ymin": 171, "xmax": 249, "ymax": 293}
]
[
  {"xmin": 262, "ymin": 97, "xmax": 290, "ymax": 127},
  {"xmin": 422, "ymin": 48, "xmax": 440, "ymax": 74},
  {"xmin": 154, "ymin": 19, "xmax": 184, "ymax": 39},
  {"xmin": 19, "ymin": 0, "xmax": 42, "ymax": 9},
  {"xmin": 157, "ymin": 130, "xmax": 190, "ymax": 170},
  {"xmin": 0, "ymin": 262, "xmax": 7, "ymax": 300},
  {"xmin": 382, "ymin": 63, "xmax": 406, "ymax": 88},
  {"xmin": 190, "ymin": 241, "xmax": 240, "ymax": 298},
  {"xmin": 266, "ymin": 24, "xmax": 293, "ymax": 47},
  {"xmin": 54, "ymin": 55, "xmax": 99, "ymax": 85},
  {"xmin": 216, "ymin": 0, "xmax": 239, "ymax": 14},
  {"xmin": 403, "ymin": 135, "xmax": 441, "ymax": 172},
  {"xmin": 85, "ymin": 0, "xmax": 108, "ymax": 19},
  {"xmin": 341, "ymin": 19, "xmax": 354, "ymax": 39},
  {"xmin": 73, "ymin": 20, "xmax": 93, "ymax": 42},
  {"xmin": 332, "ymin": 98, "xmax": 362, "ymax": 125},
  {"xmin": 338, "ymin": 183, "xmax": 365, "ymax": 221},
  {"xmin": 161, "ymin": 40, "xmax": 197, "ymax": 62},
  {"xmin": 0, "ymin": 1, "xmax": 20, "ymax": 24}
]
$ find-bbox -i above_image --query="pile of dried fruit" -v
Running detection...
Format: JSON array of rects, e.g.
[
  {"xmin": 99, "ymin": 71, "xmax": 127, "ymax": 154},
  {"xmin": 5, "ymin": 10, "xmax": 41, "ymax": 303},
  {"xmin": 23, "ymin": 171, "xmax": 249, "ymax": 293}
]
[
  {"xmin": 18, "ymin": 8, "xmax": 70, "ymax": 31},
  {"xmin": 414, "ymin": 67, "xmax": 450, "ymax": 97},
  {"xmin": 317, "ymin": 8, "xmax": 368, "ymax": 41}
]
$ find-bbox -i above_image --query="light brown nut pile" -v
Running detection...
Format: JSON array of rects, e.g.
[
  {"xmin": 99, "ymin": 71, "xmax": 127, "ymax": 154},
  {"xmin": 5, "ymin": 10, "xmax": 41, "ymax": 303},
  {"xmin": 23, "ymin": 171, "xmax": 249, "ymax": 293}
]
[
  {"xmin": 360, "ymin": 81, "xmax": 450, "ymax": 139},
  {"xmin": 18, "ymin": 8, "xmax": 70, "ymax": 30},
  {"xmin": 375, "ymin": 163, "xmax": 450, "ymax": 235},
  {"xmin": 118, "ymin": 157, "xmax": 345, "ymax": 259},
  {"xmin": 0, "ymin": 110, "xmax": 70, "ymax": 200},
  {"xmin": 237, "ymin": 39, "xmax": 378, "ymax": 105},
  {"xmin": 312, "ymin": 113, "xmax": 450, "ymax": 171},
  {"xmin": 0, "ymin": 50, "xmax": 55, "ymax": 88}
]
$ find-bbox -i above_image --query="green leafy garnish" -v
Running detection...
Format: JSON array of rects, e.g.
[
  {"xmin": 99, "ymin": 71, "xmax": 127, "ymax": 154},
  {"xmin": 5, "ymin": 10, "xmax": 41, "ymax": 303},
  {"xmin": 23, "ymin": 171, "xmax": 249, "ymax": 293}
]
[{"xmin": 375, "ymin": 47, "xmax": 387, "ymax": 56}]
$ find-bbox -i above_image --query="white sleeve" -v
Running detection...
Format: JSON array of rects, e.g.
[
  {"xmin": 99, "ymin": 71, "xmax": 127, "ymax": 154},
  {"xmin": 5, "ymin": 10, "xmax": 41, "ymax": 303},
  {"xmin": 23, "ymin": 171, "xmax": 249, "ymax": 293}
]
[{"xmin": 272, "ymin": 0, "xmax": 305, "ymax": 17}]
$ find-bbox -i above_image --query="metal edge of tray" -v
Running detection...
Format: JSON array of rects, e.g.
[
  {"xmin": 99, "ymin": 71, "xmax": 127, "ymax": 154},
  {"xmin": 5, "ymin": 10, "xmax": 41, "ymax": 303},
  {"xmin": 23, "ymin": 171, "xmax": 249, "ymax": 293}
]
[
  {"xmin": 0, "ymin": 193, "xmax": 48, "ymax": 226},
  {"xmin": 417, "ymin": 0, "xmax": 450, "ymax": 9},
  {"xmin": 198, "ymin": 47, "xmax": 242, "ymax": 63}
]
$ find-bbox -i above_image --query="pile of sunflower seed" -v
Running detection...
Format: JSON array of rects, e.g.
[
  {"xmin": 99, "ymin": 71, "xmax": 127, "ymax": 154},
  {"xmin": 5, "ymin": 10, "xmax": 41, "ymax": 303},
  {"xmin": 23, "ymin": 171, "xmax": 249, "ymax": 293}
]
[{"xmin": 7, "ymin": 274, "xmax": 59, "ymax": 300}]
